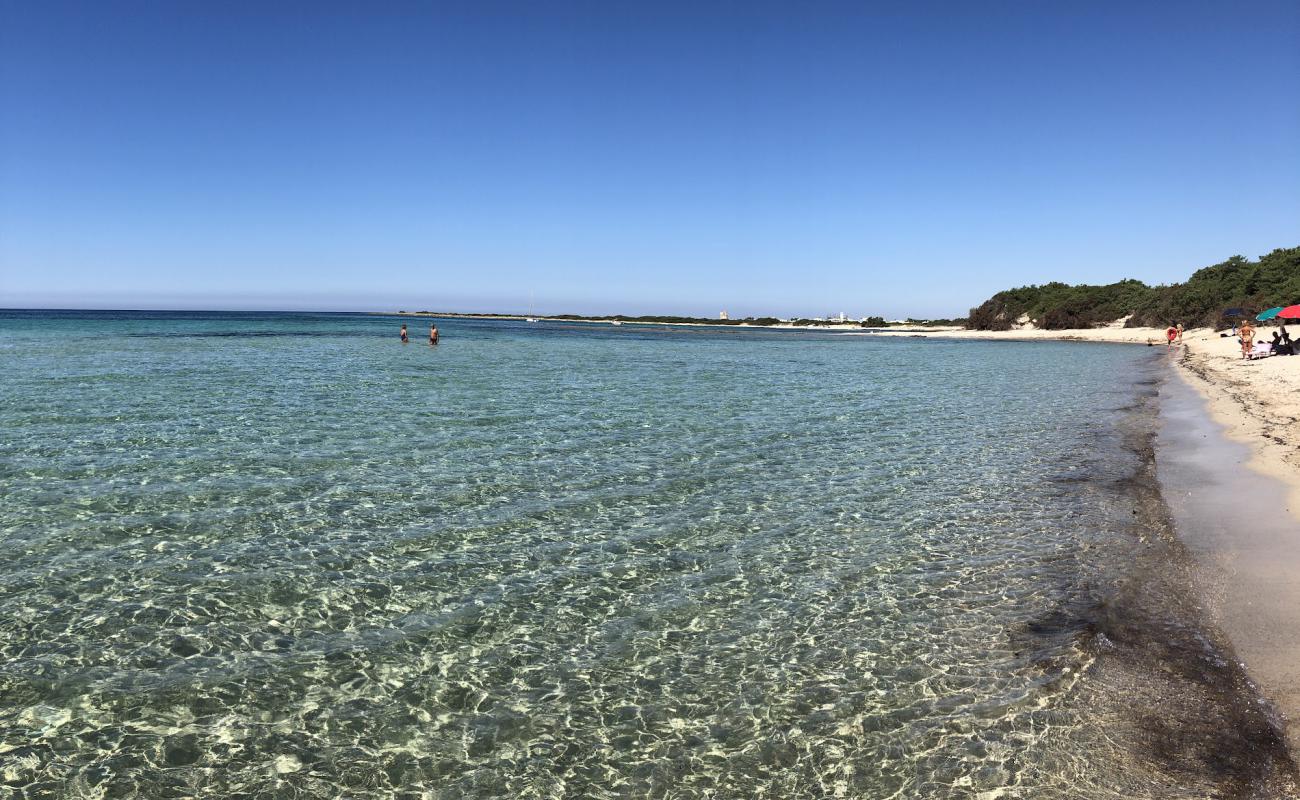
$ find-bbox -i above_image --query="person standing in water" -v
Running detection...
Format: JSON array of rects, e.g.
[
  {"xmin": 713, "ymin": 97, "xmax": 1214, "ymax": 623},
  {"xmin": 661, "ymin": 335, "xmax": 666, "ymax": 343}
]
[
  {"xmin": 429, "ymin": 324, "xmax": 439, "ymax": 345},
  {"xmin": 400, "ymin": 324, "xmax": 409, "ymax": 344}
]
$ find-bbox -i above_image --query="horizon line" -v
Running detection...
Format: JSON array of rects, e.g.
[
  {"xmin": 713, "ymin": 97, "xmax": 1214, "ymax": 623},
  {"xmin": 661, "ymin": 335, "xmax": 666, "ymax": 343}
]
[{"xmin": 0, "ymin": 306, "xmax": 958, "ymax": 320}]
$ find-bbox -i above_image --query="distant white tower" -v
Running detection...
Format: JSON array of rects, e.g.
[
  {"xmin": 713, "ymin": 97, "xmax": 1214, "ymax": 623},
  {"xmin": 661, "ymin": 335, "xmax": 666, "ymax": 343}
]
[{"xmin": 719, "ymin": 311, "xmax": 729, "ymax": 320}]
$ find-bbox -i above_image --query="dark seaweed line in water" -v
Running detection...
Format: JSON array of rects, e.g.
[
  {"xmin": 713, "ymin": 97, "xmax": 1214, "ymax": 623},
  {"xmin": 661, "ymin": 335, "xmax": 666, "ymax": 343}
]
[{"xmin": 1043, "ymin": 360, "xmax": 1297, "ymax": 798}]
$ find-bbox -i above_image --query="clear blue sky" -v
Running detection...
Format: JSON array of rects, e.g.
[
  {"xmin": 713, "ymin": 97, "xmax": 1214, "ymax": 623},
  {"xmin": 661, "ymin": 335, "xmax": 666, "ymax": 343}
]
[{"xmin": 2, "ymin": 1, "xmax": 1297, "ymax": 318}]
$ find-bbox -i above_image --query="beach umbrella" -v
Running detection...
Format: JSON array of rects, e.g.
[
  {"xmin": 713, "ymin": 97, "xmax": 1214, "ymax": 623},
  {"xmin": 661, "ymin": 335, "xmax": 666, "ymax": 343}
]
[
  {"xmin": 1257, "ymin": 307, "xmax": 1284, "ymax": 321},
  {"xmin": 1278, "ymin": 305, "xmax": 1300, "ymax": 320}
]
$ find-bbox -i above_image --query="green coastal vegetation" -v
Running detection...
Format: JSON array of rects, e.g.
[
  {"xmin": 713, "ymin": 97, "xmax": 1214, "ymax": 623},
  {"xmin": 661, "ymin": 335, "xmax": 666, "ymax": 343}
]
[
  {"xmin": 967, "ymin": 246, "xmax": 1300, "ymax": 330},
  {"xmin": 399, "ymin": 246, "xmax": 1297, "ymax": 332}
]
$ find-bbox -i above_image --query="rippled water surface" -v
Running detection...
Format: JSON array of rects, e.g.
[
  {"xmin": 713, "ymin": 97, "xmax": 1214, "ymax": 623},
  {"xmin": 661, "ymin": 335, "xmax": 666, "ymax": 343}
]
[{"xmin": 0, "ymin": 311, "xmax": 1291, "ymax": 798}]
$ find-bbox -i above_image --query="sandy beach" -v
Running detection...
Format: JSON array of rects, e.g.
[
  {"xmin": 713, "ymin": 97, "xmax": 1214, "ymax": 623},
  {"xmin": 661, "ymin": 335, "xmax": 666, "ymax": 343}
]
[
  {"xmin": 1176, "ymin": 329, "xmax": 1300, "ymax": 517},
  {"xmin": 1158, "ymin": 372, "xmax": 1300, "ymax": 756}
]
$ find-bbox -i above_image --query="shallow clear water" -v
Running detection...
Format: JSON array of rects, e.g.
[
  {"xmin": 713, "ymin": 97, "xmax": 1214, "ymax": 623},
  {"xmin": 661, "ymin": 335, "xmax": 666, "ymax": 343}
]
[{"xmin": 0, "ymin": 311, "xmax": 1290, "ymax": 798}]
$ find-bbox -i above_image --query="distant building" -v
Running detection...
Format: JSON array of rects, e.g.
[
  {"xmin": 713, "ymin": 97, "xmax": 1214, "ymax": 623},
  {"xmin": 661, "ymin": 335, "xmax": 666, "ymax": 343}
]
[{"xmin": 719, "ymin": 311, "xmax": 729, "ymax": 320}]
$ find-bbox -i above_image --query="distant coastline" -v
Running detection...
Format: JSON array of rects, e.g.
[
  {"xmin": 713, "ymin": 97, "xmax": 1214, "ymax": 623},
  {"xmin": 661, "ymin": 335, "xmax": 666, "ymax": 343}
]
[{"xmin": 382, "ymin": 310, "xmax": 960, "ymax": 332}]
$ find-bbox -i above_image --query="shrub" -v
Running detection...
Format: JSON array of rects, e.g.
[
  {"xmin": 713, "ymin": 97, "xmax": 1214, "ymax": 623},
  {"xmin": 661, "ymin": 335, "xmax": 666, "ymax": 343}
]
[{"xmin": 968, "ymin": 247, "xmax": 1299, "ymax": 330}]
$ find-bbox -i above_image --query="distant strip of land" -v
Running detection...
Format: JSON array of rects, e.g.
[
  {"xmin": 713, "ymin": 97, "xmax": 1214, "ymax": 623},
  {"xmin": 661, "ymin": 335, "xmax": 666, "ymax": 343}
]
[{"xmin": 383, "ymin": 310, "xmax": 959, "ymax": 331}]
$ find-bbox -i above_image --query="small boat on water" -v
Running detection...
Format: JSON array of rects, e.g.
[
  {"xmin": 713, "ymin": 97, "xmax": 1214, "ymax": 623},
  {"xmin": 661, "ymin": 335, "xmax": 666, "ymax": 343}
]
[{"xmin": 610, "ymin": 320, "xmax": 623, "ymax": 325}]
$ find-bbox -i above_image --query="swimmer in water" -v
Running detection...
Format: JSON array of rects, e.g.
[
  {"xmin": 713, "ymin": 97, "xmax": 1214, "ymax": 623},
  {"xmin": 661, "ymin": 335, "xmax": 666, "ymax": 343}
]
[
  {"xmin": 429, "ymin": 324, "xmax": 439, "ymax": 345},
  {"xmin": 400, "ymin": 324, "xmax": 409, "ymax": 343}
]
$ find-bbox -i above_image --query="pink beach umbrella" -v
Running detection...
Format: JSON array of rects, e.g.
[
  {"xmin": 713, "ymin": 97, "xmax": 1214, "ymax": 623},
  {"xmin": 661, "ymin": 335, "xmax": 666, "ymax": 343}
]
[{"xmin": 1278, "ymin": 305, "xmax": 1300, "ymax": 320}]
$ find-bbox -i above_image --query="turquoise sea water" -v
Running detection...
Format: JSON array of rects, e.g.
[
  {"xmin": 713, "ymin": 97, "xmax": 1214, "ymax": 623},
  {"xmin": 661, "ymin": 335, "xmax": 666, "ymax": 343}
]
[{"xmin": 0, "ymin": 311, "xmax": 1291, "ymax": 798}]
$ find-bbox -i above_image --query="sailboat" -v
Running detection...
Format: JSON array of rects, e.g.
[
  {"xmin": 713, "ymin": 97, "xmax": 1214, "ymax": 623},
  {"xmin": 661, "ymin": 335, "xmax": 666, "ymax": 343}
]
[{"xmin": 526, "ymin": 291, "xmax": 538, "ymax": 323}]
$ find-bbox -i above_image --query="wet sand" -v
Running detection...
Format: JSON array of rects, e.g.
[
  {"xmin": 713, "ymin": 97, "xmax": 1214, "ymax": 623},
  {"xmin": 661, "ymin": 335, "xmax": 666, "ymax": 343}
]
[
  {"xmin": 1174, "ymin": 329, "xmax": 1300, "ymax": 521},
  {"xmin": 1157, "ymin": 369, "xmax": 1300, "ymax": 753}
]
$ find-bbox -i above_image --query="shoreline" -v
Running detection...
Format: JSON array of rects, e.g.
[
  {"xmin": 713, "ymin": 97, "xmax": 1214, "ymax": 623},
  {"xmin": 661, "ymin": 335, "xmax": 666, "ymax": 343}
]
[
  {"xmin": 384, "ymin": 309, "xmax": 1300, "ymax": 746},
  {"xmin": 872, "ymin": 321, "xmax": 1300, "ymax": 762},
  {"xmin": 1174, "ymin": 338, "xmax": 1300, "ymax": 520},
  {"xmin": 866, "ymin": 324, "xmax": 1300, "ymax": 519},
  {"xmin": 381, "ymin": 310, "xmax": 942, "ymax": 332},
  {"xmin": 1098, "ymin": 368, "xmax": 1298, "ymax": 793},
  {"xmin": 1156, "ymin": 368, "xmax": 1300, "ymax": 757}
]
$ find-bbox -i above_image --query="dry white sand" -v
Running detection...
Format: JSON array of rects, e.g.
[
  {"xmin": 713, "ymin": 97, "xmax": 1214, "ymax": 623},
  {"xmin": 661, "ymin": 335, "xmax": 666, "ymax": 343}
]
[{"xmin": 1175, "ymin": 328, "xmax": 1300, "ymax": 518}]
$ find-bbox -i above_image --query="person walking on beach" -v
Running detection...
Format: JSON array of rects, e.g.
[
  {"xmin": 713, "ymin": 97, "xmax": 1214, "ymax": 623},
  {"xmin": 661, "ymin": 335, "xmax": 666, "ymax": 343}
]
[
  {"xmin": 1176, "ymin": 323, "xmax": 1184, "ymax": 343},
  {"xmin": 429, "ymin": 324, "xmax": 439, "ymax": 345},
  {"xmin": 1165, "ymin": 325, "xmax": 1178, "ymax": 347},
  {"xmin": 400, "ymin": 324, "xmax": 409, "ymax": 344},
  {"xmin": 1238, "ymin": 320, "xmax": 1255, "ymax": 358}
]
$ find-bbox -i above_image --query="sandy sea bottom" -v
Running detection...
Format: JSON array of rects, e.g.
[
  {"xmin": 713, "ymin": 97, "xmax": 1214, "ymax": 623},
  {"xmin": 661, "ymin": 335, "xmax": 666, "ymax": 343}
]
[{"xmin": 0, "ymin": 311, "xmax": 1293, "ymax": 798}]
